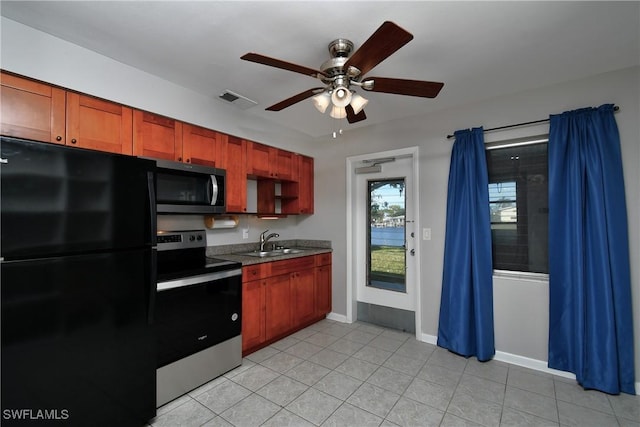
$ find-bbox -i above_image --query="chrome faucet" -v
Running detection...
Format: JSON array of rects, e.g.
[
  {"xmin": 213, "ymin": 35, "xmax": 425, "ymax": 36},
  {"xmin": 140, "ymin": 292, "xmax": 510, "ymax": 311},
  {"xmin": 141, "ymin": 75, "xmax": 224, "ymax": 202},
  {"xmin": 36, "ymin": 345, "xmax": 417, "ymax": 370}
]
[{"xmin": 259, "ymin": 229, "xmax": 279, "ymax": 252}]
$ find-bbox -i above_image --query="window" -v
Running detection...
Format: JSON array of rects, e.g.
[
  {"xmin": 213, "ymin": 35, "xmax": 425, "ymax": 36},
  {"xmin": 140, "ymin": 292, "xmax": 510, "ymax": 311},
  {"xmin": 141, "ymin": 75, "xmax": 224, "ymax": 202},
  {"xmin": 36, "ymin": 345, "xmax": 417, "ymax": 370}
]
[
  {"xmin": 485, "ymin": 138, "xmax": 548, "ymax": 273},
  {"xmin": 367, "ymin": 179, "xmax": 406, "ymax": 292}
]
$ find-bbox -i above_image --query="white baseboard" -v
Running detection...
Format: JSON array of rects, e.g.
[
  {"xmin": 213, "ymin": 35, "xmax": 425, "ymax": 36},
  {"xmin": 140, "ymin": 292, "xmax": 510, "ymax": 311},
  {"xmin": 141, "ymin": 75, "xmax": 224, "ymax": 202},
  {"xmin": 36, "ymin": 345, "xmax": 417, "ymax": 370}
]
[
  {"xmin": 422, "ymin": 334, "xmax": 576, "ymax": 379},
  {"xmin": 326, "ymin": 312, "xmax": 349, "ymax": 323},
  {"xmin": 420, "ymin": 332, "xmax": 438, "ymax": 346},
  {"xmin": 421, "ymin": 332, "xmax": 573, "ymax": 379},
  {"xmin": 421, "ymin": 333, "xmax": 639, "ymax": 395},
  {"xmin": 493, "ymin": 351, "xmax": 575, "ymax": 379}
]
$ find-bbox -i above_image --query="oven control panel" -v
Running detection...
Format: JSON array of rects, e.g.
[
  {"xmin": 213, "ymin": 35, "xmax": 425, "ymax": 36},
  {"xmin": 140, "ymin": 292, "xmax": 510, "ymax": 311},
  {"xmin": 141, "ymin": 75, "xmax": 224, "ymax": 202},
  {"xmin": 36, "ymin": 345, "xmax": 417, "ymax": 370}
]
[{"xmin": 157, "ymin": 230, "xmax": 206, "ymax": 251}]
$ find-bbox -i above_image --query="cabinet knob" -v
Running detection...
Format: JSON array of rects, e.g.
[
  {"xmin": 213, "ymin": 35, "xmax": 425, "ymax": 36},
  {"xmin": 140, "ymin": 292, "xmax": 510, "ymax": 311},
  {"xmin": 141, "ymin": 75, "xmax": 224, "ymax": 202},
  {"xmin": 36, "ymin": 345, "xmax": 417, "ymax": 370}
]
[
  {"xmin": 71, "ymin": 138, "xmax": 77, "ymax": 144},
  {"xmin": 177, "ymin": 157, "xmax": 182, "ymax": 162},
  {"xmin": 186, "ymin": 158, "xmax": 191, "ymax": 163},
  {"xmin": 56, "ymin": 136, "xmax": 62, "ymax": 141}
]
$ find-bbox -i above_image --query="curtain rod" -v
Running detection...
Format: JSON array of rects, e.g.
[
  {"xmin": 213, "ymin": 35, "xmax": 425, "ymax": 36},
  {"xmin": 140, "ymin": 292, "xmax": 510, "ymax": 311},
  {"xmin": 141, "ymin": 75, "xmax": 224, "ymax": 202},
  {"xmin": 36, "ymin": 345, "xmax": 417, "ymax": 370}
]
[{"xmin": 445, "ymin": 105, "xmax": 620, "ymax": 139}]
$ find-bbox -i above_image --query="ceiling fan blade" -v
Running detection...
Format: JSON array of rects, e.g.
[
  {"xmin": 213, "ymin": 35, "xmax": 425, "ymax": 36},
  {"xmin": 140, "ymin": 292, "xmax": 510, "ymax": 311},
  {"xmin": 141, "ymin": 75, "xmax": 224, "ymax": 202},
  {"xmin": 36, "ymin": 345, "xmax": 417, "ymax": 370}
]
[
  {"xmin": 362, "ymin": 77, "xmax": 444, "ymax": 98},
  {"xmin": 344, "ymin": 21, "xmax": 413, "ymax": 77},
  {"xmin": 265, "ymin": 87, "xmax": 325, "ymax": 111},
  {"xmin": 346, "ymin": 104, "xmax": 367, "ymax": 123},
  {"xmin": 241, "ymin": 53, "xmax": 326, "ymax": 79}
]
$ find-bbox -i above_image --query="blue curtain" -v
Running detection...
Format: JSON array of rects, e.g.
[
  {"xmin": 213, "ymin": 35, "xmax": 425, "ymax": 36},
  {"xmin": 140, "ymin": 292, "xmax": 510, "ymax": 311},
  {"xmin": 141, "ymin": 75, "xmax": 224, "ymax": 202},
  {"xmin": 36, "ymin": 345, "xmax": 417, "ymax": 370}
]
[
  {"xmin": 548, "ymin": 104, "xmax": 635, "ymax": 395},
  {"xmin": 438, "ymin": 127, "xmax": 495, "ymax": 362}
]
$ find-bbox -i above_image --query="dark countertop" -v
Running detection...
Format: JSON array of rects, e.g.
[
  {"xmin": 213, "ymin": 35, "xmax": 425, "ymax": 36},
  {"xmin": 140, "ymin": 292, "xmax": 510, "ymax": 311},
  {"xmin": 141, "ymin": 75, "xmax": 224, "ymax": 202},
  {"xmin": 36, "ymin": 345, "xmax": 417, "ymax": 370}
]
[
  {"xmin": 206, "ymin": 239, "xmax": 332, "ymax": 266},
  {"xmin": 214, "ymin": 247, "xmax": 332, "ymax": 266}
]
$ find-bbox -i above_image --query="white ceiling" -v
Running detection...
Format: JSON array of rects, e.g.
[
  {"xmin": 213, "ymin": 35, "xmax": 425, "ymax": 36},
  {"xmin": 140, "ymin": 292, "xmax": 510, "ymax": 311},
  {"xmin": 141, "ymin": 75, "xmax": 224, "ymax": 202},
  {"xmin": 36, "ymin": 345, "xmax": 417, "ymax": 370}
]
[{"xmin": 2, "ymin": 1, "xmax": 639, "ymax": 138}]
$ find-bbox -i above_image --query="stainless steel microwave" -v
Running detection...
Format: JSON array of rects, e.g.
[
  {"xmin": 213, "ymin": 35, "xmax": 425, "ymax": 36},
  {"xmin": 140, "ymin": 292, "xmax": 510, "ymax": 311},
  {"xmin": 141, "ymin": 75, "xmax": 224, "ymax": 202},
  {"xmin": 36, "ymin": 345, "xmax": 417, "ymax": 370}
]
[{"xmin": 153, "ymin": 159, "xmax": 226, "ymax": 214}]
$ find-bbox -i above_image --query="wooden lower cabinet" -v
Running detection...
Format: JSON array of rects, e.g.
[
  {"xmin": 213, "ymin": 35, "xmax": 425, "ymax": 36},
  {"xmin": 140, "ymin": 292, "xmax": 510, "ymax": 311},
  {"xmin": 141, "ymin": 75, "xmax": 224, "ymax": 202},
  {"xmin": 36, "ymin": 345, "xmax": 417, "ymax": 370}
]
[
  {"xmin": 265, "ymin": 274, "xmax": 292, "ymax": 340},
  {"xmin": 315, "ymin": 261, "xmax": 332, "ymax": 317},
  {"xmin": 291, "ymin": 269, "xmax": 316, "ymax": 325},
  {"xmin": 242, "ymin": 253, "xmax": 332, "ymax": 355},
  {"xmin": 241, "ymin": 279, "xmax": 266, "ymax": 350}
]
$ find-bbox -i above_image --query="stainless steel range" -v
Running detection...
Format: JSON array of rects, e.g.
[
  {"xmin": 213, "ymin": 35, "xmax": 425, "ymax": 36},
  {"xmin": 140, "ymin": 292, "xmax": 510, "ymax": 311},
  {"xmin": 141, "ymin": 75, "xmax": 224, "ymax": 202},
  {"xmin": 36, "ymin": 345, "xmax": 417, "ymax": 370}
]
[{"xmin": 155, "ymin": 230, "xmax": 242, "ymax": 407}]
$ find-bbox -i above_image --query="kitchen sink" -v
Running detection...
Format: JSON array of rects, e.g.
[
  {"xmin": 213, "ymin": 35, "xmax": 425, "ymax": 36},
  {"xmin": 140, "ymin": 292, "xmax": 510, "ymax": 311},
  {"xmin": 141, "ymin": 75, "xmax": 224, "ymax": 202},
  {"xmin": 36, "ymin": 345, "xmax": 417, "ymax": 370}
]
[{"xmin": 238, "ymin": 248, "xmax": 305, "ymax": 257}]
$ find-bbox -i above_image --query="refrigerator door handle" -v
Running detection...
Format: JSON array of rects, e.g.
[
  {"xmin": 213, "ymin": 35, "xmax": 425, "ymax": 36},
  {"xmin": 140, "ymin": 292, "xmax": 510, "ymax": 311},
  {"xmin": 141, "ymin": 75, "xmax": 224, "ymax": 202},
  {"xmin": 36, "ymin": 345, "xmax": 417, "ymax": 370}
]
[
  {"xmin": 148, "ymin": 249, "xmax": 157, "ymax": 325},
  {"xmin": 147, "ymin": 171, "xmax": 157, "ymax": 246}
]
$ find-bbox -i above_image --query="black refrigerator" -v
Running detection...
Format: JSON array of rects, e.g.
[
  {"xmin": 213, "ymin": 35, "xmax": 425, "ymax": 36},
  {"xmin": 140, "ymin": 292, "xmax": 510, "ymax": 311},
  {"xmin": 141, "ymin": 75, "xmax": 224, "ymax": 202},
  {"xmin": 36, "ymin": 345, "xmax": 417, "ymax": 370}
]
[{"xmin": 1, "ymin": 136, "xmax": 157, "ymax": 426}]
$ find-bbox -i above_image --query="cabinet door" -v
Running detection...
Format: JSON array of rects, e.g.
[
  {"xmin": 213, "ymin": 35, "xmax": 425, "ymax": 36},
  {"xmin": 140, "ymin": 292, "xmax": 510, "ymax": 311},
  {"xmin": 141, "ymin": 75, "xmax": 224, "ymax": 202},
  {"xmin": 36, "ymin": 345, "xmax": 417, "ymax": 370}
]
[
  {"xmin": 282, "ymin": 154, "xmax": 314, "ymax": 214},
  {"xmin": 66, "ymin": 93, "xmax": 133, "ymax": 155},
  {"xmin": 315, "ymin": 264, "xmax": 332, "ymax": 317},
  {"xmin": 242, "ymin": 279, "xmax": 265, "ymax": 352},
  {"xmin": 265, "ymin": 274, "xmax": 292, "ymax": 340},
  {"xmin": 247, "ymin": 141, "xmax": 274, "ymax": 178},
  {"xmin": 133, "ymin": 110, "xmax": 182, "ymax": 161},
  {"xmin": 182, "ymin": 123, "xmax": 224, "ymax": 167},
  {"xmin": 220, "ymin": 136, "xmax": 247, "ymax": 213},
  {"xmin": 298, "ymin": 155, "xmax": 314, "ymax": 213},
  {"xmin": 1, "ymin": 72, "xmax": 65, "ymax": 144},
  {"xmin": 291, "ymin": 269, "xmax": 316, "ymax": 325},
  {"xmin": 276, "ymin": 149, "xmax": 295, "ymax": 181}
]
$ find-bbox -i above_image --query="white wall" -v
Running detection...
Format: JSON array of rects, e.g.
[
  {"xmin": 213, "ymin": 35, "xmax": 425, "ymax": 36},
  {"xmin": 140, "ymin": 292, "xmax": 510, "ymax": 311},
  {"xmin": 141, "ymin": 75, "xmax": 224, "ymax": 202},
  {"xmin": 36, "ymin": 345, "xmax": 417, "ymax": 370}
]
[
  {"xmin": 3, "ymin": 18, "xmax": 638, "ymax": 387},
  {"xmin": 0, "ymin": 18, "xmax": 315, "ymax": 155},
  {"xmin": 303, "ymin": 66, "xmax": 639, "ymax": 385}
]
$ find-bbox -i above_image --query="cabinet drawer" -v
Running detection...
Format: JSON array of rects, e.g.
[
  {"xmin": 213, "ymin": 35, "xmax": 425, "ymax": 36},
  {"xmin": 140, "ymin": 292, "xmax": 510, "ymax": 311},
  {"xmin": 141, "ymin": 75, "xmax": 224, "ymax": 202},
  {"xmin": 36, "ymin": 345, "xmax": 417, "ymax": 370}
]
[
  {"xmin": 242, "ymin": 263, "xmax": 271, "ymax": 281},
  {"xmin": 270, "ymin": 256, "xmax": 316, "ymax": 276},
  {"xmin": 315, "ymin": 253, "xmax": 332, "ymax": 267}
]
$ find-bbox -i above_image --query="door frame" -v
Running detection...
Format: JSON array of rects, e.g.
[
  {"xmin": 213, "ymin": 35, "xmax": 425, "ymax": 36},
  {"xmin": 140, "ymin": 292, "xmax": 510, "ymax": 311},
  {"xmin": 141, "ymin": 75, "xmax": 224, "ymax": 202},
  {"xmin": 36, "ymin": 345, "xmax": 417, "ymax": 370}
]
[{"xmin": 346, "ymin": 146, "xmax": 421, "ymax": 339}]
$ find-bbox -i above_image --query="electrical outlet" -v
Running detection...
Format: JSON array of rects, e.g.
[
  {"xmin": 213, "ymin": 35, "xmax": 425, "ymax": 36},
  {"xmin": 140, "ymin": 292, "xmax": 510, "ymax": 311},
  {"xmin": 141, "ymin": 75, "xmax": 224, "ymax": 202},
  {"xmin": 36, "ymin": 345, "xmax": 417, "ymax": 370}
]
[
  {"xmin": 423, "ymin": 228, "xmax": 431, "ymax": 241},
  {"xmin": 242, "ymin": 229, "xmax": 249, "ymax": 240}
]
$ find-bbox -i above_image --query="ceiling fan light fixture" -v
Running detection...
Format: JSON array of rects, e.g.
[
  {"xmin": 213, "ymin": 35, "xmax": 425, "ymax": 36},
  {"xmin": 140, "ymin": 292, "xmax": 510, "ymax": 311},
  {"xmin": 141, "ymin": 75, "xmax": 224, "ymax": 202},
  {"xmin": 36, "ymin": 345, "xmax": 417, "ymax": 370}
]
[
  {"xmin": 350, "ymin": 92, "xmax": 369, "ymax": 115},
  {"xmin": 331, "ymin": 86, "xmax": 352, "ymax": 108},
  {"xmin": 312, "ymin": 92, "xmax": 331, "ymax": 113},
  {"xmin": 329, "ymin": 105, "xmax": 347, "ymax": 119}
]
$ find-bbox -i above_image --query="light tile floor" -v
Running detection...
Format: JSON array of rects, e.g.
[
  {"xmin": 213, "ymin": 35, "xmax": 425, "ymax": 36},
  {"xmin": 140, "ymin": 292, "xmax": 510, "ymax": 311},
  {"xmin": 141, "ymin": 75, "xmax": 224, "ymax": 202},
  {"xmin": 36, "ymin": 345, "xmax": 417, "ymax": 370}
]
[{"xmin": 149, "ymin": 319, "xmax": 640, "ymax": 427}]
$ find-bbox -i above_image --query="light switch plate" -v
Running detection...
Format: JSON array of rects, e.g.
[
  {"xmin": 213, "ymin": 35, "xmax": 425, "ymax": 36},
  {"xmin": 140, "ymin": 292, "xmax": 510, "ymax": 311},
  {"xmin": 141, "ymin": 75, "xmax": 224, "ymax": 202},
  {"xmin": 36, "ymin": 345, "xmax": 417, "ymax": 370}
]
[
  {"xmin": 242, "ymin": 229, "xmax": 249, "ymax": 239},
  {"xmin": 423, "ymin": 228, "xmax": 431, "ymax": 240}
]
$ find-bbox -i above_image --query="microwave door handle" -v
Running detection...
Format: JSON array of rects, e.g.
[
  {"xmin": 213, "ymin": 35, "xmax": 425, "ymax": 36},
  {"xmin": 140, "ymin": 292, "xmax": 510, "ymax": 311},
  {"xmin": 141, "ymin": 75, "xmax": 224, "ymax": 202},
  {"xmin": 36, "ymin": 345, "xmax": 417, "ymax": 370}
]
[{"xmin": 210, "ymin": 175, "xmax": 219, "ymax": 206}]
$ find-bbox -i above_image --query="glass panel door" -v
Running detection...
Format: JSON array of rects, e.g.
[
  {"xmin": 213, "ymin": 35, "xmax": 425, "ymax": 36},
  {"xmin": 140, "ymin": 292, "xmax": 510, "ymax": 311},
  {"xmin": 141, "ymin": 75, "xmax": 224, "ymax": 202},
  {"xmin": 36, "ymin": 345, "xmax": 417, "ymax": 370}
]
[{"xmin": 367, "ymin": 178, "xmax": 406, "ymax": 292}]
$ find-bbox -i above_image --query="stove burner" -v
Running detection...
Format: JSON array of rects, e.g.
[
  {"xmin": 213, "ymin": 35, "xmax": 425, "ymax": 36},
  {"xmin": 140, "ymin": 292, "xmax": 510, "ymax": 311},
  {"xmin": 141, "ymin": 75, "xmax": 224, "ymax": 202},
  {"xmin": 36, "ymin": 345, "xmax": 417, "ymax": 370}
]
[{"xmin": 156, "ymin": 230, "xmax": 241, "ymax": 282}]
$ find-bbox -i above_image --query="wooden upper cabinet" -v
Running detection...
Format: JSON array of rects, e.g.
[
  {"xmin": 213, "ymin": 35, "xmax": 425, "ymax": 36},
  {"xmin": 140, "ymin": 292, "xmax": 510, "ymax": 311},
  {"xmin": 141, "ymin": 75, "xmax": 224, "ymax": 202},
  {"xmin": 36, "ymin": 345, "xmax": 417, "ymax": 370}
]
[
  {"xmin": 282, "ymin": 154, "xmax": 314, "ymax": 214},
  {"xmin": 247, "ymin": 141, "xmax": 273, "ymax": 178},
  {"xmin": 66, "ymin": 92, "xmax": 133, "ymax": 155},
  {"xmin": 133, "ymin": 110, "xmax": 182, "ymax": 161},
  {"xmin": 1, "ymin": 72, "xmax": 65, "ymax": 144},
  {"xmin": 219, "ymin": 136, "xmax": 247, "ymax": 213},
  {"xmin": 247, "ymin": 141, "xmax": 296, "ymax": 181},
  {"xmin": 182, "ymin": 123, "xmax": 225, "ymax": 167},
  {"xmin": 1, "ymin": 72, "xmax": 132, "ymax": 154},
  {"xmin": 275, "ymin": 149, "xmax": 295, "ymax": 181}
]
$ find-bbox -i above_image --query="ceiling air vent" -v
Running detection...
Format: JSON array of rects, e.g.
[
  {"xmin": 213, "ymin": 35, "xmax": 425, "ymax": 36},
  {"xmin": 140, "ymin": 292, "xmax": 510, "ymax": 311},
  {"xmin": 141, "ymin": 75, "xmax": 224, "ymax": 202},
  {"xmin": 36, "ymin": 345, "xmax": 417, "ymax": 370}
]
[{"xmin": 218, "ymin": 90, "xmax": 258, "ymax": 110}]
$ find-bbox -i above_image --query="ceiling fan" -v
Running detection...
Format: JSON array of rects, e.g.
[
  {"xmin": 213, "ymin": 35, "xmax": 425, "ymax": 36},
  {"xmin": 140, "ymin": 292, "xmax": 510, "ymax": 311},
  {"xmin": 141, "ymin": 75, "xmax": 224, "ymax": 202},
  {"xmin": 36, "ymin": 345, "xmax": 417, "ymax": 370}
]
[{"xmin": 241, "ymin": 21, "xmax": 444, "ymax": 124}]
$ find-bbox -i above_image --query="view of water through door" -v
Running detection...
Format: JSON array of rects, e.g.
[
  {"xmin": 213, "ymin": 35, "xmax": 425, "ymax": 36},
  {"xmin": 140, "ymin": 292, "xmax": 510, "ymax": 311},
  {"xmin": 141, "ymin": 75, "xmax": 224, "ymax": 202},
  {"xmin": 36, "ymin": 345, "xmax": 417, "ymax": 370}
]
[
  {"xmin": 351, "ymin": 150, "xmax": 416, "ymax": 321},
  {"xmin": 367, "ymin": 178, "xmax": 406, "ymax": 292}
]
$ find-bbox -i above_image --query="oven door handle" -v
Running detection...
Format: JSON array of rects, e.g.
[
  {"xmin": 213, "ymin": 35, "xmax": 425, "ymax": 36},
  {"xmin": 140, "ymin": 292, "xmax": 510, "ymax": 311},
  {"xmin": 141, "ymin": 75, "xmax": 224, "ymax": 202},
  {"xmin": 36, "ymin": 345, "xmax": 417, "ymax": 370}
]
[{"xmin": 157, "ymin": 268, "xmax": 242, "ymax": 292}]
